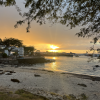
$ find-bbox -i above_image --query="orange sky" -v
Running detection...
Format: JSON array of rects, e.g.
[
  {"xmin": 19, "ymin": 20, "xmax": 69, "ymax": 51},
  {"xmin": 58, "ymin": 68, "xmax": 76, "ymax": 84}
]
[{"xmin": 0, "ymin": 1, "xmax": 98, "ymax": 53}]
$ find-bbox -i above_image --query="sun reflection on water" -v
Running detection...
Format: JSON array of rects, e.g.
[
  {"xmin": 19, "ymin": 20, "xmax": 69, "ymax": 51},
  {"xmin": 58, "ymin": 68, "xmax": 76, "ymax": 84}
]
[{"xmin": 51, "ymin": 62, "xmax": 57, "ymax": 71}]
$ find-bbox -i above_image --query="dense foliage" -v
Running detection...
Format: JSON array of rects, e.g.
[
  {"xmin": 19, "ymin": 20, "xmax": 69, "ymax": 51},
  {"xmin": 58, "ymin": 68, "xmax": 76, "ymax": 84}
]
[
  {"xmin": 0, "ymin": 38, "xmax": 23, "ymax": 56},
  {"xmin": 2, "ymin": 53, "xmax": 8, "ymax": 58},
  {"xmin": 1, "ymin": 0, "xmax": 100, "ymax": 43},
  {"xmin": 24, "ymin": 46, "xmax": 35, "ymax": 56}
]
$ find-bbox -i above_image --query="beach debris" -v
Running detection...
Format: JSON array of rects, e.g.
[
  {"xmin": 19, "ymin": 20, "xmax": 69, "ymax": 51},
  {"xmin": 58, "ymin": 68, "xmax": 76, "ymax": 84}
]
[
  {"xmin": 0, "ymin": 72, "xmax": 4, "ymax": 75},
  {"xmin": 41, "ymin": 69, "xmax": 46, "ymax": 71},
  {"xmin": 5, "ymin": 71, "xmax": 16, "ymax": 73},
  {"xmin": 47, "ymin": 70, "xmax": 54, "ymax": 73},
  {"xmin": 11, "ymin": 79, "xmax": 20, "ymax": 83},
  {"xmin": 95, "ymin": 65, "xmax": 100, "ymax": 67},
  {"xmin": 6, "ymin": 73, "xmax": 12, "ymax": 75},
  {"xmin": 93, "ymin": 65, "xmax": 100, "ymax": 71},
  {"xmin": 34, "ymin": 74, "xmax": 41, "ymax": 77},
  {"xmin": 78, "ymin": 83, "xmax": 87, "ymax": 87},
  {"xmin": 14, "ymin": 65, "xmax": 18, "ymax": 68},
  {"xmin": 61, "ymin": 72, "xmax": 66, "ymax": 74}
]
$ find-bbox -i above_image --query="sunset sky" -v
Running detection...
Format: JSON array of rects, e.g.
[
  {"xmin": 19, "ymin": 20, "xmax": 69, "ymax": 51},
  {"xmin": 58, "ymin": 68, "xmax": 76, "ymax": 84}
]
[{"xmin": 0, "ymin": 0, "xmax": 99, "ymax": 53}]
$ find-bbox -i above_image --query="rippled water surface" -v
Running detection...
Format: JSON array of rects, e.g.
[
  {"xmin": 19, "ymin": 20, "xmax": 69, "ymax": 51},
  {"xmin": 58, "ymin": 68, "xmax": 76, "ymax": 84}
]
[{"xmin": 22, "ymin": 56, "xmax": 100, "ymax": 77}]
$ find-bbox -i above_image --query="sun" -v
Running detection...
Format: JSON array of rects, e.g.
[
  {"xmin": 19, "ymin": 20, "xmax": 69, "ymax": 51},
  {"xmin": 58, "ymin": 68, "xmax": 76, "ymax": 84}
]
[{"xmin": 50, "ymin": 45, "xmax": 59, "ymax": 50}]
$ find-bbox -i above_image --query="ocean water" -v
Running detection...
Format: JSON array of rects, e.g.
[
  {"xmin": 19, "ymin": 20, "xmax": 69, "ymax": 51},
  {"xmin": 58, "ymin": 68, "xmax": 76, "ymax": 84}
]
[{"xmin": 21, "ymin": 56, "xmax": 100, "ymax": 77}]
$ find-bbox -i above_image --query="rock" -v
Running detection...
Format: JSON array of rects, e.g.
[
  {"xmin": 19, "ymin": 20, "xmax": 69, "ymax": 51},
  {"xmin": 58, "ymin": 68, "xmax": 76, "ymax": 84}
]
[
  {"xmin": 34, "ymin": 74, "xmax": 41, "ymax": 77},
  {"xmin": 11, "ymin": 79, "xmax": 20, "ymax": 83},
  {"xmin": 0, "ymin": 70, "xmax": 3, "ymax": 71},
  {"xmin": 61, "ymin": 72, "xmax": 66, "ymax": 74},
  {"xmin": 6, "ymin": 73, "xmax": 12, "ymax": 75},
  {"xmin": 95, "ymin": 65, "xmax": 100, "ymax": 67},
  {"xmin": 0, "ymin": 72, "xmax": 4, "ymax": 75},
  {"xmin": 47, "ymin": 70, "xmax": 54, "ymax": 73},
  {"xmin": 5, "ymin": 71, "xmax": 16, "ymax": 73},
  {"xmin": 78, "ymin": 83, "xmax": 87, "ymax": 87},
  {"xmin": 14, "ymin": 65, "xmax": 18, "ymax": 68}
]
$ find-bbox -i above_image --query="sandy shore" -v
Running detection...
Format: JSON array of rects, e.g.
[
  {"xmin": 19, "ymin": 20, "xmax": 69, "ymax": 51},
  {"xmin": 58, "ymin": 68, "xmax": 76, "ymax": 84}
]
[{"xmin": 0, "ymin": 64, "xmax": 100, "ymax": 100}]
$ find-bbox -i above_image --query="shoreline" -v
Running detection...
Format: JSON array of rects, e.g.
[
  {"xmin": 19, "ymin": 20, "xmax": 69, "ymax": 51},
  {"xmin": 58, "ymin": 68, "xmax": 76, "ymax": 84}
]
[
  {"xmin": 0, "ymin": 65, "xmax": 100, "ymax": 100},
  {"xmin": 19, "ymin": 67, "xmax": 100, "ymax": 81}
]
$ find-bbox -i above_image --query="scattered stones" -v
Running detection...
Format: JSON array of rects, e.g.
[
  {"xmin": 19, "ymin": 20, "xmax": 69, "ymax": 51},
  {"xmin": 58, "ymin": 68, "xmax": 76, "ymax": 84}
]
[
  {"xmin": 0, "ymin": 72, "xmax": 5, "ymax": 75},
  {"xmin": 11, "ymin": 79, "xmax": 20, "ymax": 83},
  {"xmin": 93, "ymin": 65, "xmax": 100, "ymax": 71},
  {"xmin": 34, "ymin": 74, "xmax": 41, "ymax": 77},
  {"xmin": 78, "ymin": 83, "xmax": 87, "ymax": 87},
  {"xmin": 6, "ymin": 73, "xmax": 12, "ymax": 75},
  {"xmin": 61, "ymin": 72, "xmax": 66, "ymax": 74},
  {"xmin": 95, "ymin": 65, "xmax": 100, "ymax": 67},
  {"xmin": 47, "ymin": 70, "xmax": 54, "ymax": 73},
  {"xmin": 14, "ymin": 65, "xmax": 18, "ymax": 68},
  {"xmin": 5, "ymin": 71, "xmax": 16, "ymax": 73},
  {"xmin": 41, "ymin": 69, "xmax": 46, "ymax": 71}
]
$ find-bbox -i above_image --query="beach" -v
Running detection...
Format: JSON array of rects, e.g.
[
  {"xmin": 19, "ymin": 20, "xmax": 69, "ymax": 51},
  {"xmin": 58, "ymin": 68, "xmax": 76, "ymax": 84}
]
[{"xmin": 0, "ymin": 64, "xmax": 100, "ymax": 100}]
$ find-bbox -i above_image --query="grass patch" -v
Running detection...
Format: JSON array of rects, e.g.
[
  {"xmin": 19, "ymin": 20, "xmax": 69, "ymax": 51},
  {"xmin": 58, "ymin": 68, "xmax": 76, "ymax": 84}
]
[
  {"xmin": 63, "ymin": 93, "xmax": 88, "ymax": 100},
  {"xmin": 0, "ymin": 89, "xmax": 49, "ymax": 100},
  {"xmin": 15, "ymin": 89, "xmax": 49, "ymax": 100}
]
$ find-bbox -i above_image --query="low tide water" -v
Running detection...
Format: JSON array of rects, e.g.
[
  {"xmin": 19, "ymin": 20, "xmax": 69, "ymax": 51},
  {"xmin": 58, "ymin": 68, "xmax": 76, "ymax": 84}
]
[{"xmin": 22, "ymin": 56, "xmax": 100, "ymax": 77}]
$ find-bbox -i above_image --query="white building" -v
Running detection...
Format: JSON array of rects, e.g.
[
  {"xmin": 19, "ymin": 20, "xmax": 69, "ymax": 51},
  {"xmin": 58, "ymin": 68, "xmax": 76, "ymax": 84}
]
[
  {"xmin": 18, "ymin": 47, "xmax": 24, "ymax": 57},
  {"xmin": 2, "ymin": 46, "xmax": 24, "ymax": 57}
]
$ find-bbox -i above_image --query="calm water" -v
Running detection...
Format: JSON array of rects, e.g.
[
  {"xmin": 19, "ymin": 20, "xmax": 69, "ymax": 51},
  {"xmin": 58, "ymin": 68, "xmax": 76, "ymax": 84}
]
[{"xmin": 22, "ymin": 56, "xmax": 100, "ymax": 77}]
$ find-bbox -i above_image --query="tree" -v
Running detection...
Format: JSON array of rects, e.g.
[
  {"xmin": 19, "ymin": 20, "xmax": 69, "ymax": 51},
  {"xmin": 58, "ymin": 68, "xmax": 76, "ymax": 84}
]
[
  {"xmin": 24, "ymin": 46, "xmax": 35, "ymax": 56},
  {"xmin": 0, "ymin": 0, "xmax": 16, "ymax": 6},
  {"xmin": 2, "ymin": 38, "xmax": 23, "ymax": 56},
  {"xmin": 1, "ymin": 0, "xmax": 100, "ymax": 43}
]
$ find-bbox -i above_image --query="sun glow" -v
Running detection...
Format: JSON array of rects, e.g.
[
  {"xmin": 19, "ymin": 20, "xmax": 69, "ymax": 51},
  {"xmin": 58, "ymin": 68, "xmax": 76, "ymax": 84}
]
[
  {"xmin": 50, "ymin": 45, "xmax": 59, "ymax": 50},
  {"xmin": 48, "ymin": 45, "xmax": 59, "ymax": 52}
]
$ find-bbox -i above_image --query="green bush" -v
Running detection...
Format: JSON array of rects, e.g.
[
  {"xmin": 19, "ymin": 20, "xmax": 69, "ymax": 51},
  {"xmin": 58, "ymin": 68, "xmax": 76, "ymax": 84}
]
[{"xmin": 2, "ymin": 53, "xmax": 8, "ymax": 58}]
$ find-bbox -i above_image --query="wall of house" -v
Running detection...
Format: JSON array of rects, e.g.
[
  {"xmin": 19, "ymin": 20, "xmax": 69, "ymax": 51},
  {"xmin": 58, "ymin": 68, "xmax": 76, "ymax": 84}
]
[
  {"xmin": 4, "ymin": 50, "xmax": 9, "ymax": 55},
  {"xmin": 18, "ymin": 47, "xmax": 24, "ymax": 57}
]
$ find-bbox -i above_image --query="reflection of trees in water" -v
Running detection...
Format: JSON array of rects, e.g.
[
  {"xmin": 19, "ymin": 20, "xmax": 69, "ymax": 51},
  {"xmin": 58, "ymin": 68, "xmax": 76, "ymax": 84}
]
[{"xmin": 1, "ymin": 0, "xmax": 100, "ymax": 43}]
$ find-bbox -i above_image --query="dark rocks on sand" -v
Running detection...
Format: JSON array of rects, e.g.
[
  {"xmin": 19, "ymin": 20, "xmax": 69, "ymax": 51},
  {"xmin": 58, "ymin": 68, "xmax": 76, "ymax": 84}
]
[
  {"xmin": 78, "ymin": 83, "xmax": 87, "ymax": 87},
  {"xmin": 47, "ymin": 70, "xmax": 54, "ymax": 73},
  {"xmin": 11, "ymin": 79, "xmax": 20, "ymax": 83},
  {"xmin": 5, "ymin": 71, "xmax": 16, "ymax": 73},
  {"xmin": 93, "ymin": 65, "xmax": 100, "ymax": 71},
  {"xmin": 95, "ymin": 65, "xmax": 100, "ymax": 67},
  {"xmin": 0, "ymin": 72, "xmax": 4, "ymax": 75},
  {"xmin": 34, "ymin": 74, "xmax": 41, "ymax": 77},
  {"xmin": 6, "ymin": 73, "xmax": 12, "ymax": 75}
]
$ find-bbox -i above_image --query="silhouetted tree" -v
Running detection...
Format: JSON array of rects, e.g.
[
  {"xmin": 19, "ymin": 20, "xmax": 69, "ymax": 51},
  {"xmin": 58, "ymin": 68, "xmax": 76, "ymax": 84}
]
[
  {"xmin": 2, "ymin": 38, "xmax": 23, "ymax": 56},
  {"xmin": 24, "ymin": 46, "xmax": 35, "ymax": 56}
]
